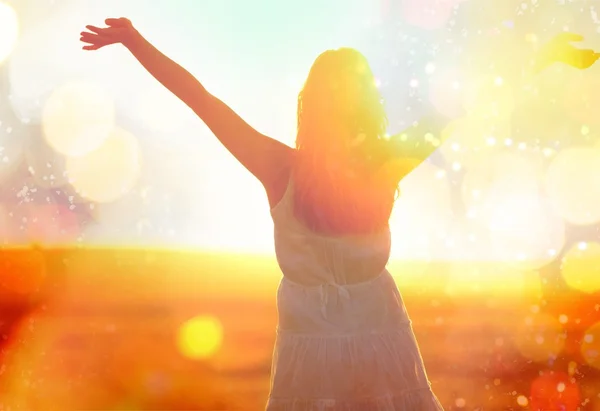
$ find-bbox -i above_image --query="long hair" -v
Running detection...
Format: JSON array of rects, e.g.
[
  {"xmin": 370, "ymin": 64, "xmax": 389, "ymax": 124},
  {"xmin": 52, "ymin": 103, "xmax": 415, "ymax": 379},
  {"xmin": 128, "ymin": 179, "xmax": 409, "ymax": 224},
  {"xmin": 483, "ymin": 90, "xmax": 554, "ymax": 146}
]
[{"xmin": 293, "ymin": 48, "xmax": 397, "ymax": 235}]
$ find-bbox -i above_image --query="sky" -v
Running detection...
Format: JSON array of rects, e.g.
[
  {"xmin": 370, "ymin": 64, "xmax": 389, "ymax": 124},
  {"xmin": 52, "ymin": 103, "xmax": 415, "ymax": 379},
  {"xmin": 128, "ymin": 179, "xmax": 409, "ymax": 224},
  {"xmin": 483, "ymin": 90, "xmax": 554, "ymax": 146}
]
[
  {"xmin": 0, "ymin": 0, "xmax": 385, "ymax": 253},
  {"xmin": 1, "ymin": 0, "xmax": 600, "ymax": 272}
]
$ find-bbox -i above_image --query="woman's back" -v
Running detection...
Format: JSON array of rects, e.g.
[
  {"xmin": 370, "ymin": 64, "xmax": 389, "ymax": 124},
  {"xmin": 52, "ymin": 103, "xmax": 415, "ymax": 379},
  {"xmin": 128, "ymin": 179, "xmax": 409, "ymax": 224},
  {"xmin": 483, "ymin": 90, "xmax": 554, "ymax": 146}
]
[
  {"xmin": 271, "ymin": 174, "xmax": 392, "ymax": 286},
  {"xmin": 268, "ymin": 174, "xmax": 444, "ymax": 410}
]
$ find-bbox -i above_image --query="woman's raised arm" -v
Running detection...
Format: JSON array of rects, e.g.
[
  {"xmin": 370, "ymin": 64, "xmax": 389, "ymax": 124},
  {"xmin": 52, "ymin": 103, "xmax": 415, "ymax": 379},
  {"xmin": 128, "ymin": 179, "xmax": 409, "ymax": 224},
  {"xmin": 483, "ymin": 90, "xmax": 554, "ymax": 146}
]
[
  {"xmin": 80, "ymin": 18, "xmax": 292, "ymax": 188},
  {"xmin": 381, "ymin": 31, "xmax": 600, "ymax": 184}
]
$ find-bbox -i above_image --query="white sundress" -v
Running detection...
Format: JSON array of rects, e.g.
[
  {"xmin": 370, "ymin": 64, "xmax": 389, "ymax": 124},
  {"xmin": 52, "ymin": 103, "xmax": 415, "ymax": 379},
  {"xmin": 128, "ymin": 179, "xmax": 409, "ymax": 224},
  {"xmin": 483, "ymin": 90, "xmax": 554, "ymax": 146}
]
[{"xmin": 266, "ymin": 179, "xmax": 445, "ymax": 411}]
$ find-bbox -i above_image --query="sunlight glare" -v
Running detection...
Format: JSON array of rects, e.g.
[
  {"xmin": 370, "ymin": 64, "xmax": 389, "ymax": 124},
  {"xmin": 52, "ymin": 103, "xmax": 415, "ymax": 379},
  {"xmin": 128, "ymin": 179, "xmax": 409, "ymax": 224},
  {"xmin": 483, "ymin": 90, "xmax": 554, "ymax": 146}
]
[
  {"xmin": 461, "ymin": 151, "xmax": 564, "ymax": 267},
  {"xmin": 390, "ymin": 162, "xmax": 453, "ymax": 246}
]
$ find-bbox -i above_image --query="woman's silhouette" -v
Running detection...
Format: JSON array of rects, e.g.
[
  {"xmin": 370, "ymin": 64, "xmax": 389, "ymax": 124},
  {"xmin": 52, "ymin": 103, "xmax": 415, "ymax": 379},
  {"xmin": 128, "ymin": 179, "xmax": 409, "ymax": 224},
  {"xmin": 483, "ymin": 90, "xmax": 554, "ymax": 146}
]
[{"xmin": 81, "ymin": 18, "xmax": 598, "ymax": 410}]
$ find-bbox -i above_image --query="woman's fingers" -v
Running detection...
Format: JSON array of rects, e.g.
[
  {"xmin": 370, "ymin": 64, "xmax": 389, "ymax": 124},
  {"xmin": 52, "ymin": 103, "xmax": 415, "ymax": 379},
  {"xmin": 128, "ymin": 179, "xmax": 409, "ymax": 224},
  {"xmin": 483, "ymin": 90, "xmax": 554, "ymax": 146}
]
[
  {"xmin": 583, "ymin": 49, "xmax": 600, "ymax": 66},
  {"xmin": 85, "ymin": 25, "xmax": 105, "ymax": 34},
  {"xmin": 80, "ymin": 18, "xmax": 132, "ymax": 51},
  {"xmin": 575, "ymin": 49, "xmax": 597, "ymax": 63},
  {"xmin": 80, "ymin": 39, "xmax": 106, "ymax": 49},
  {"xmin": 80, "ymin": 28, "xmax": 120, "ymax": 43},
  {"xmin": 562, "ymin": 48, "xmax": 600, "ymax": 69},
  {"xmin": 80, "ymin": 34, "xmax": 105, "ymax": 46},
  {"xmin": 79, "ymin": 30, "xmax": 114, "ymax": 50},
  {"xmin": 105, "ymin": 18, "xmax": 121, "ymax": 27},
  {"xmin": 105, "ymin": 17, "xmax": 131, "ymax": 27},
  {"xmin": 556, "ymin": 32, "xmax": 584, "ymax": 43},
  {"xmin": 80, "ymin": 31, "xmax": 99, "ymax": 41},
  {"xmin": 82, "ymin": 44, "xmax": 101, "ymax": 51}
]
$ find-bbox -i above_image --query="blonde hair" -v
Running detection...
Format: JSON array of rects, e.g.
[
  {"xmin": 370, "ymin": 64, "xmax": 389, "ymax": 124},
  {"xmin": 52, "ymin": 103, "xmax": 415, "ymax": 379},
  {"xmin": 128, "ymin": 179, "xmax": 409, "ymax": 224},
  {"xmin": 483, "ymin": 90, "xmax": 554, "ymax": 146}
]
[{"xmin": 293, "ymin": 48, "xmax": 396, "ymax": 235}]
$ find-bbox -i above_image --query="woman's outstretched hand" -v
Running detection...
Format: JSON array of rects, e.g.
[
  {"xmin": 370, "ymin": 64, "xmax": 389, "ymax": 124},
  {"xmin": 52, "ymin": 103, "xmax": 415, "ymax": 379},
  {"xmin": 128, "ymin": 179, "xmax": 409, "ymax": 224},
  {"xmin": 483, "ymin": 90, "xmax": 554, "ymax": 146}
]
[
  {"xmin": 541, "ymin": 32, "xmax": 600, "ymax": 70},
  {"xmin": 80, "ymin": 18, "xmax": 136, "ymax": 51}
]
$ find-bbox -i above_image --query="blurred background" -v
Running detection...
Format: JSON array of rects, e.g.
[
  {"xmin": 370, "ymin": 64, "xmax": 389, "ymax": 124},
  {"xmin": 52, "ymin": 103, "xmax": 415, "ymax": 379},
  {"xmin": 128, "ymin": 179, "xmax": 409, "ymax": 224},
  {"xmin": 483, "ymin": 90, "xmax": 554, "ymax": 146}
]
[{"xmin": 1, "ymin": 0, "xmax": 600, "ymax": 409}]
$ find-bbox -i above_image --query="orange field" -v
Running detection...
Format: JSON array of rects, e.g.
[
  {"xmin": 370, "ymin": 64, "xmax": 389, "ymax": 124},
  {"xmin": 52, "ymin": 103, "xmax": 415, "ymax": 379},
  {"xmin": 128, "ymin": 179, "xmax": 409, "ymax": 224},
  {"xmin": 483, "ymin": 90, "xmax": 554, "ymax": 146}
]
[{"xmin": 1, "ymin": 247, "xmax": 599, "ymax": 410}]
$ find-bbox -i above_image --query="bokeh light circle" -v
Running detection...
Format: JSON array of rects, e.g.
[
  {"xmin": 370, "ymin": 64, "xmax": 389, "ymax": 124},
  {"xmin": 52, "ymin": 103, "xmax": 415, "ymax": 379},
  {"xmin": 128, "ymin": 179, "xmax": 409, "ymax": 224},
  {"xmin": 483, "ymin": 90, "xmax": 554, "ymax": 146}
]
[
  {"xmin": 560, "ymin": 242, "xmax": 600, "ymax": 294},
  {"xmin": 459, "ymin": 150, "xmax": 565, "ymax": 267},
  {"xmin": 0, "ymin": 1, "xmax": 19, "ymax": 64},
  {"xmin": 42, "ymin": 81, "xmax": 116, "ymax": 157},
  {"xmin": 177, "ymin": 316, "xmax": 224, "ymax": 360},
  {"xmin": 461, "ymin": 150, "xmax": 543, "ymax": 217},
  {"xmin": 66, "ymin": 127, "xmax": 141, "ymax": 203},
  {"xmin": 439, "ymin": 117, "xmax": 504, "ymax": 170},
  {"xmin": 488, "ymin": 202, "xmax": 565, "ymax": 270},
  {"xmin": 401, "ymin": 0, "xmax": 455, "ymax": 30},
  {"xmin": 580, "ymin": 322, "xmax": 600, "ymax": 370},
  {"xmin": 545, "ymin": 147, "xmax": 600, "ymax": 226},
  {"xmin": 564, "ymin": 74, "xmax": 600, "ymax": 127},
  {"xmin": 514, "ymin": 313, "xmax": 566, "ymax": 364},
  {"xmin": 530, "ymin": 371, "xmax": 580, "ymax": 411},
  {"xmin": 428, "ymin": 66, "xmax": 465, "ymax": 119},
  {"xmin": 463, "ymin": 75, "xmax": 515, "ymax": 121}
]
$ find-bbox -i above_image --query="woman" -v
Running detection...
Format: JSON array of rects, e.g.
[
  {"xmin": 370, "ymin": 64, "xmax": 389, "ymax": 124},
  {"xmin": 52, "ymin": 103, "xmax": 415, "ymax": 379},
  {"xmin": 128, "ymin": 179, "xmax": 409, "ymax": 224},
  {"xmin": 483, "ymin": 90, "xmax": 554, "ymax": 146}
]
[{"xmin": 80, "ymin": 18, "xmax": 598, "ymax": 410}]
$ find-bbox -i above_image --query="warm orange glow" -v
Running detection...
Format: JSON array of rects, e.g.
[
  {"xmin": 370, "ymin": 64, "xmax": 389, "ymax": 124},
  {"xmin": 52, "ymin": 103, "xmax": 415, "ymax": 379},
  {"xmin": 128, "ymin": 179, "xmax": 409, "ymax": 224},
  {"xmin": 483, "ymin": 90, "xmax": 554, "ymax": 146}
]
[
  {"xmin": 444, "ymin": 263, "xmax": 543, "ymax": 300},
  {"xmin": 0, "ymin": 247, "xmax": 46, "ymax": 295},
  {"xmin": 530, "ymin": 371, "xmax": 581, "ymax": 411},
  {"xmin": 1, "ymin": 1, "xmax": 600, "ymax": 410}
]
